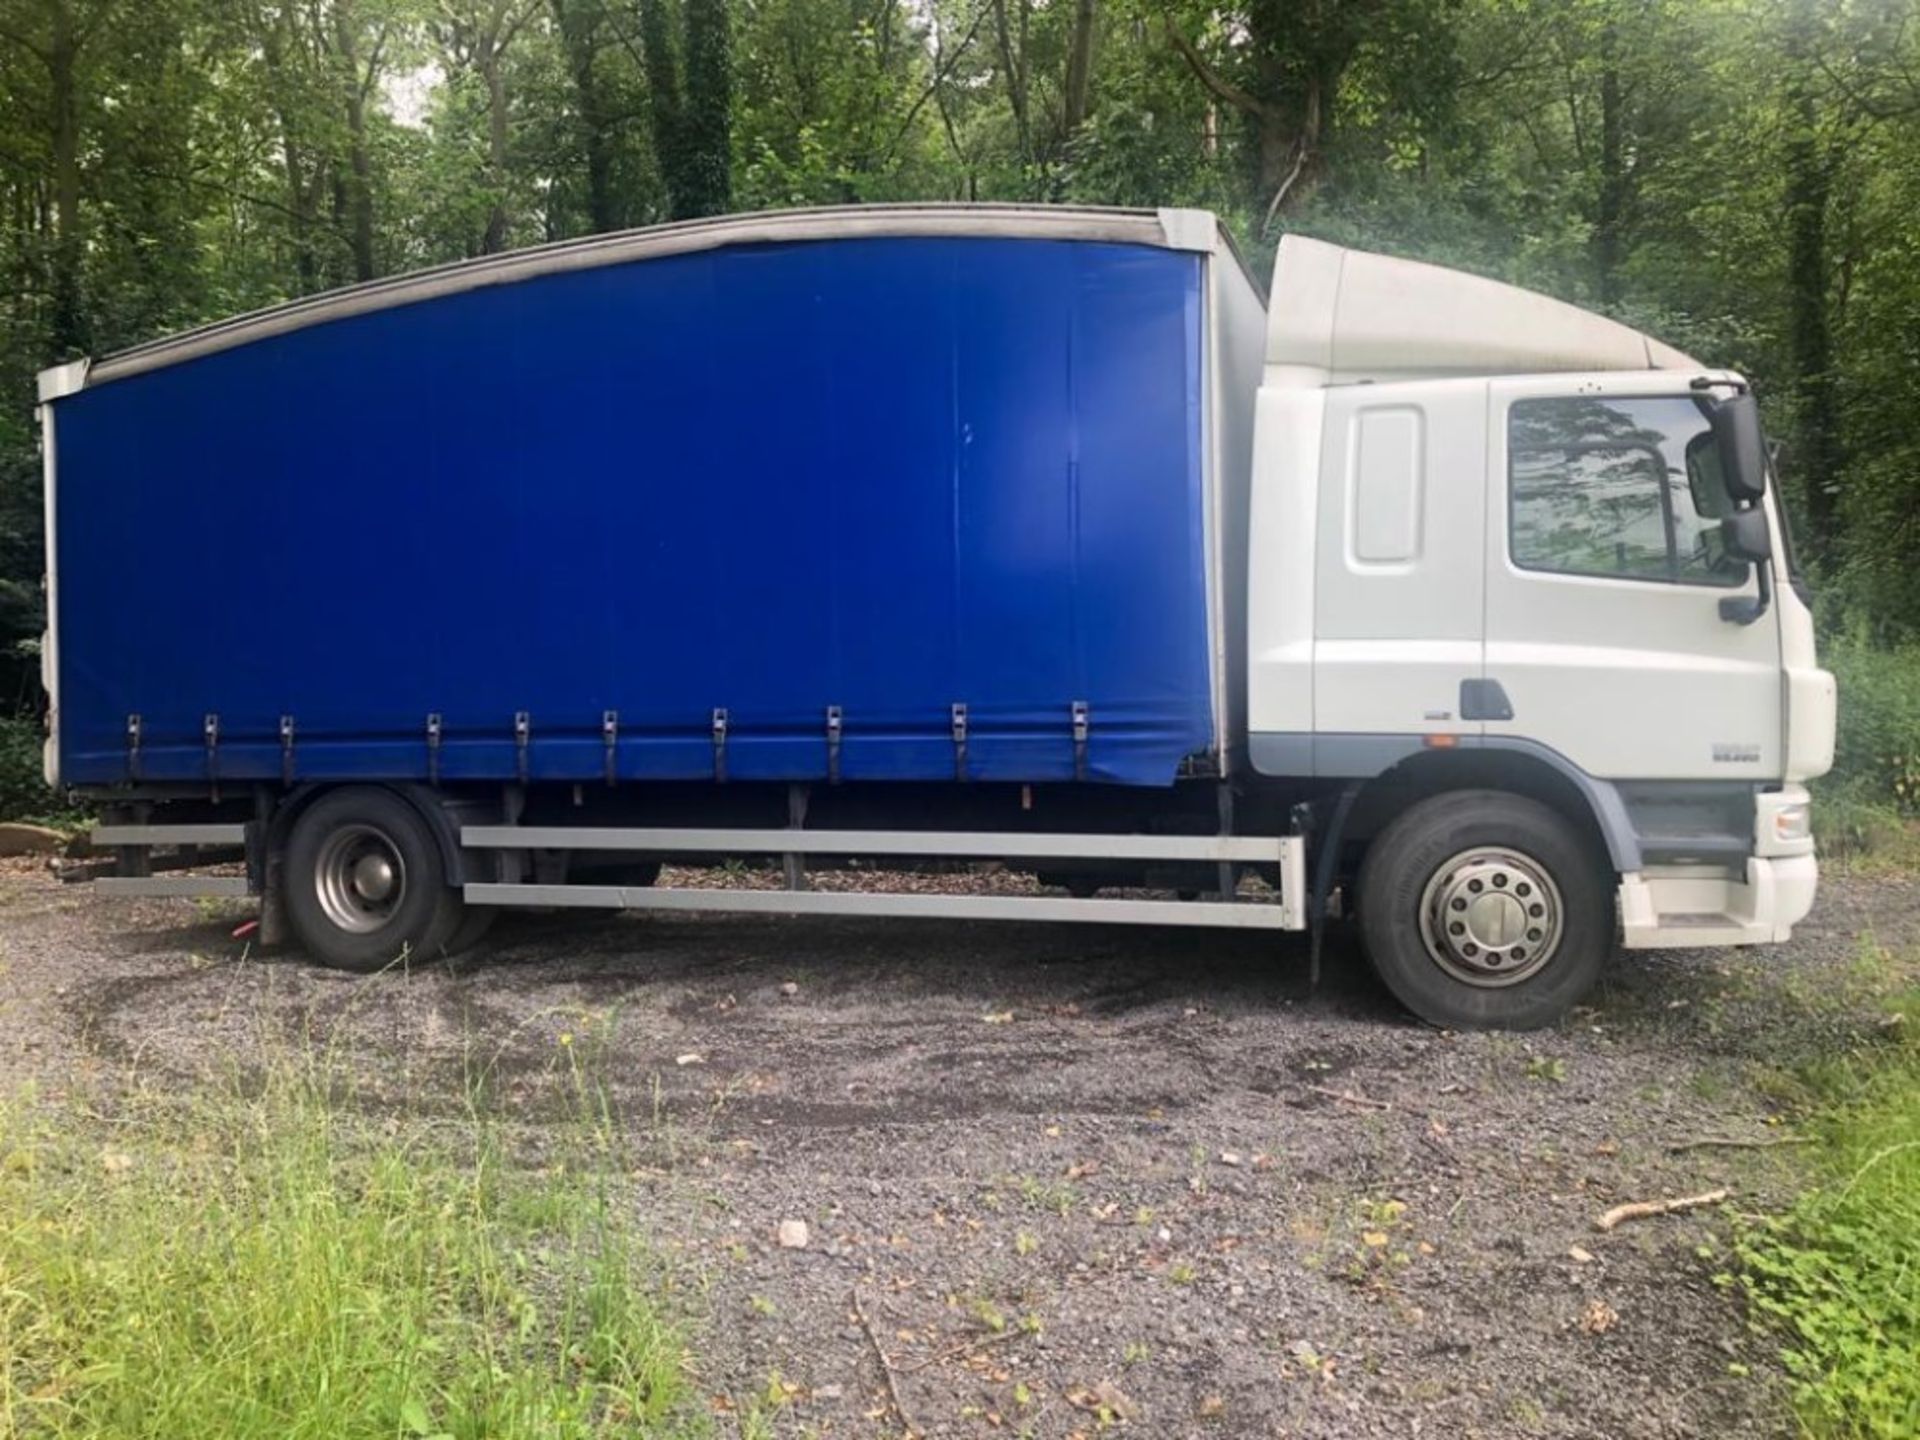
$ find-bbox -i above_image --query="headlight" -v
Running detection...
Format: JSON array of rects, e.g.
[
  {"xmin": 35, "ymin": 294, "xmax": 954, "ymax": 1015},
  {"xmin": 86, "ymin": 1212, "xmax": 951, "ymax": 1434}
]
[{"xmin": 1773, "ymin": 802, "xmax": 1812, "ymax": 843}]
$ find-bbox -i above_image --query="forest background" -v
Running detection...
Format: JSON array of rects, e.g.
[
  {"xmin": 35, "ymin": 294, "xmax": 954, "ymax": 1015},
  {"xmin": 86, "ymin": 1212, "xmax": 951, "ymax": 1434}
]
[{"xmin": 2, "ymin": 0, "xmax": 1917, "ymax": 828}]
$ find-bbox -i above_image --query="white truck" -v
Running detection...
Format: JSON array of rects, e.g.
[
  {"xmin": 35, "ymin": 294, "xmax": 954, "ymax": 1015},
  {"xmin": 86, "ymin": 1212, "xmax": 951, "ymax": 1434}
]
[{"xmin": 40, "ymin": 205, "xmax": 1836, "ymax": 1028}]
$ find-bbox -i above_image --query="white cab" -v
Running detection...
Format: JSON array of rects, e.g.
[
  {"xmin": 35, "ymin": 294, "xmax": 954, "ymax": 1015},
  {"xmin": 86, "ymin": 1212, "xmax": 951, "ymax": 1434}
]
[{"xmin": 1248, "ymin": 232, "xmax": 1838, "ymax": 962}]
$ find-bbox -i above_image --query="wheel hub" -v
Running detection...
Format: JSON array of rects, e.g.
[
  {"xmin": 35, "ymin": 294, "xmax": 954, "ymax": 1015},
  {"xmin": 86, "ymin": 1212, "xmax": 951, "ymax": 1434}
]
[
  {"xmin": 314, "ymin": 824, "xmax": 408, "ymax": 934},
  {"xmin": 1417, "ymin": 846, "xmax": 1563, "ymax": 988},
  {"xmin": 350, "ymin": 853, "xmax": 397, "ymax": 903}
]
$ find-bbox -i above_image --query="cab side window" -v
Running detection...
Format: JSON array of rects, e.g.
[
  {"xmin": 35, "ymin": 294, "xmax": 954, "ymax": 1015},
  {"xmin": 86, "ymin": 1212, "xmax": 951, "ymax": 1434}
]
[{"xmin": 1509, "ymin": 396, "xmax": 1747, "ymax": 588}]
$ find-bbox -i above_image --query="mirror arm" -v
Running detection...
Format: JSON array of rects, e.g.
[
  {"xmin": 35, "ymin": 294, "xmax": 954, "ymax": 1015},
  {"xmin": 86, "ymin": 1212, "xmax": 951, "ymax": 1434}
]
[{"xmin": 1719, "ymin": 558, "xmax": 1773, "ymax": 626}]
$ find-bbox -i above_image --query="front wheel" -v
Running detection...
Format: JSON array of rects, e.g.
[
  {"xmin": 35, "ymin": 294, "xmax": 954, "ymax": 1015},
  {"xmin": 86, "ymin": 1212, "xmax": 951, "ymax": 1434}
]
[
  {"xmin": 283, "ymin": 787, "xmax": 466, "ymax": 972},
  {"xmin": 1356, "ymin": 790, "xmax": 1611, "ymax": 1030}
]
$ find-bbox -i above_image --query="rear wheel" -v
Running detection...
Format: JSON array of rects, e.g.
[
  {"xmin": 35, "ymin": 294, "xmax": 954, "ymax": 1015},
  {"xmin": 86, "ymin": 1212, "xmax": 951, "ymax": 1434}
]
[
  {"xmin": 284, "ymin": 787, "xmax": 465, "ymax": 972},
  {"xmin": 1356, "ymin": 790, "xmax": 1610, "ymax": 1030},
  {"xmin": 443, "ymin": 903, "xmax": 497, "ymax": 956}
]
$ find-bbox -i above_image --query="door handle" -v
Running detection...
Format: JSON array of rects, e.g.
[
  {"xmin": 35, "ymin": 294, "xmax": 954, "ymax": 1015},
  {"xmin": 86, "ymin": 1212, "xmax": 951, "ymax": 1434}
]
[{"xmin": 1460, "ymin": 679, "xmax": 1514, "ymax": 722}]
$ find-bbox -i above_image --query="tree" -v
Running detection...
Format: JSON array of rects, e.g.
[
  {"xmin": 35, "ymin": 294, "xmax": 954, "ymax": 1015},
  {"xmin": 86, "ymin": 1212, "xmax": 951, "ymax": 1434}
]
[
  {"xmin": 637, "ymin": 0, "xmax": 730, "ymax": 218},
  {"xmin": 1162, "ymin": 0, "xmax": 1460, "ymax": 232},
  {"xmin": 332, "ymin": 0, "xmax": 393, "ymax": 281},
  {"xmin": 0, "ymin": 0, "xmax": 117, "ymax": 356},
  {"xmin": 549, "ymin": 0, "xmax": 619, "ymax": 231},
  {"xmin": 434, "ymin": 0, "xmax": 540, "ymax": 253},
  {"xmin": 1782, "ymin": 0, "xmax": 1841, "ymax": 555}
]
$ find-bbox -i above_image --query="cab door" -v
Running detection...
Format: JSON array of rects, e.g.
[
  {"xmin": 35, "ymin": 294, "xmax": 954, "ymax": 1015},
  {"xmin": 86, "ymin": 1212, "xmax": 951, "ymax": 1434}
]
[{"xmin": 1482, "ymin": 380, "xmax": 1782, "ymax": 781}]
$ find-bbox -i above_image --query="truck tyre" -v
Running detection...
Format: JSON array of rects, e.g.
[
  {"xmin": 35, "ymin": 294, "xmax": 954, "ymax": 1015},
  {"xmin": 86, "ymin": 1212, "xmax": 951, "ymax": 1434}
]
[
  {"xmin": 284, "ymin": 787, "xmax": 465, "ymax": 972},
  {"xmin": 1356, "ymin": 790, "xmax": 1609, "ymax": 1030},
  {"xmin": 443, "ymin": 905, "xmax": 497, "ymax": 956}
]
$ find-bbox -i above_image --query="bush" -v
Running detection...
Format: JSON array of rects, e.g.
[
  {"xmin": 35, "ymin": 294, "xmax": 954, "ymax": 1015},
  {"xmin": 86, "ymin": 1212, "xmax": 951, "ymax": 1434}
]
[
  {"xmin": 1738, "ymin": 985, "xmax": 1920, "ymax": 1438},
  {"xmin": 1812, "ymin": 638, "xmax": 1920, "ymax": 862},
  {"xmin": 0, "ymin": 711, "xmax": 54, "ymax": 821},
  {"xmin": 1824, "ymin": 637, "xmax": 1920, "ymax": 814}
]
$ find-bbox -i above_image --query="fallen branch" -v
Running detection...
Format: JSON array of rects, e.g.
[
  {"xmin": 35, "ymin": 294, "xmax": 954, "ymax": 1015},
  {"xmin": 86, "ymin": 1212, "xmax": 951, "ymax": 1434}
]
[
  {"xmin": 851, "ymin": 1286, "xmax": 919, "ymax": 1437},
  {"xmin": 1666, "ymin": 1135, "xmax": 1812, "ymax": 1154},
  {"xmin": 895, "ymin": 1327, "xmax": 1019, "ymax": 1373},
  {"xmin": 1302, "ymin": 1084, "xmax": 1393, "ymax": 1111},
  {"xmin": 1594, "ymin": 1188, "xmax": 1730, "ymax": 1233}
]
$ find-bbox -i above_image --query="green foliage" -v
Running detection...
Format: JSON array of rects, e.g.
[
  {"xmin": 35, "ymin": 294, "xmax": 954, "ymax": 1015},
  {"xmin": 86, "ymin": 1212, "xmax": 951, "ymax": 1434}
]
[
  {"xmin": 1737, "ymin": 985, "xmax": 1920, "ymax": 1438},
  {"xmin": 0, "ymin": 713, "xmax": 53, "ymax": 821},
  {"xmin": 0, "ymin": 1045, "xmax": 703, "ymax": 1439},
  {"xmin": 1821, "ymin": 635, "xmax": 1920, "ymax": 827},
  {"xmin": 1807, "ymin": 635, "xmax": 1920, "ymax": 863}
]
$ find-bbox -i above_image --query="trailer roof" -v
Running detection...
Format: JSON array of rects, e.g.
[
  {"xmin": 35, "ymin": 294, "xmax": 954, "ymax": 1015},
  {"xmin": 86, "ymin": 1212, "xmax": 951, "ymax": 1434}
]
[{"xmin": 42, "ymin": 205, "xmax": 1253, "ymax": 396}]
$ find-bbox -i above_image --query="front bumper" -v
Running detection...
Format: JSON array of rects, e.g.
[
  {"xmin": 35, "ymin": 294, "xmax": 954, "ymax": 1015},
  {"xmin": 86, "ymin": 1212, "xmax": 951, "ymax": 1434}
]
[{"xmin": 1618, "ymin": 853, "xmax": 1818, "ymax": 949}]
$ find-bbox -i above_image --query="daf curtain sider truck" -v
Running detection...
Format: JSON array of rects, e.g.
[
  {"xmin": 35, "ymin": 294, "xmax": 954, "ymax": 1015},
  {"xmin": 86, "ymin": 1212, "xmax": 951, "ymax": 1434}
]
[{"xmin": 35, "ymin": 205, "xmax": 1837, "ymax": 1029}]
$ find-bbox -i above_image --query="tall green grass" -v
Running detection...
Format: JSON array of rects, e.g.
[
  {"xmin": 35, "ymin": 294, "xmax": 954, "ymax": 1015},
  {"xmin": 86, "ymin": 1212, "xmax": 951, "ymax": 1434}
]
[
  {"xmin": 1816, "ymin": 638, "xmax": 1920, "ymax": 864},
  {"xmin": 0, "ymin": 1039, "xmax": 704, "ymax": 1439},
  {"xmin": 1738, "ymin": 983, "xmax": 1920, "ymax": 1439}
]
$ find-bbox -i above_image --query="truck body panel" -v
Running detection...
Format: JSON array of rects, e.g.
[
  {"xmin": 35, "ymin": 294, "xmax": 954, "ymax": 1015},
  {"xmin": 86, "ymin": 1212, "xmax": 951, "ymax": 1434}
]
[{"xmin": 47, "ymin": 215, "xmax": 1263, "ymax": 791}]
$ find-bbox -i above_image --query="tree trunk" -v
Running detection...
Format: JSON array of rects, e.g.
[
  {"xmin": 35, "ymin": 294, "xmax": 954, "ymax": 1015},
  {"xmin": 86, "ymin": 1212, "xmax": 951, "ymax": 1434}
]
[
  {"xmin": 343, "ymin": 94, "xmax": 375, "ymax": 279},
  {"xmin": 258, "ymin": 8, "xmax": 322, "ymax": 294},
  {"xmin": 1253, "ymin": 79, "xmax": 1320, "ymax": 229},
  {"xmin": 552, "ymin": 0, "xmax": 618, "ymax": 233},
  {"xmin": 683, "ymin": 0, "xmax": 731, "ymax": 217},
  {"xmin": 1164, "ymin": 16, "xmax": 1327, "ymax": 229},
  {"xmin": 481, "ymin": 50, "xmax": 511, "ymax": 252},
  {"xmin": 335, "ymin": 4, "xmax": 377, "ymax": 281},
  {"xmin": 1784, "ymin": 16, "xmax": 1839, "ymax": 553},
  {"xmin": 47, "ymin": 0, "xmax": 88, "ymax": 356},
  {"xmin": 990, "ymin": 0, "xmax": 1031, "ymax": 169},
  {"xmin": 1062, "ymin": 0, "xmax": 1096, "ymax": 139},
  {"xmin": 1593, "ymin": 21, "xmax": 1624, "ymax": 310},
  {"xmin": 642, "ymin": 0, "xmax": 731, "ymax": 221},
  {"xmin": 637, "ymin": 0, "xmax": 686, "ymax": 215}
]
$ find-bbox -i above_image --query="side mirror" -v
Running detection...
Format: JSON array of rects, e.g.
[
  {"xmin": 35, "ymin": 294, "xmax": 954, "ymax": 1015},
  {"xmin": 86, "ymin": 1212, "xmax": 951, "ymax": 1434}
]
[
  {"xmin": 1720, "ymin": 506, "xmax": 1772, "ymax": 565},
  {"xmin": 1709, "ymin": 393, "xmax": 1768, "ymax": 502}
]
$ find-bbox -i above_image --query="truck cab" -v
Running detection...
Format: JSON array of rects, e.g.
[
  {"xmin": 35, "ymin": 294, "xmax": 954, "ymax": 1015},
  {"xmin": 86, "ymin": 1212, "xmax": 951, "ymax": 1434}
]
[{"xmin": 1246, "ymin": 234, "xmax": 1836, "ymax": 1025}]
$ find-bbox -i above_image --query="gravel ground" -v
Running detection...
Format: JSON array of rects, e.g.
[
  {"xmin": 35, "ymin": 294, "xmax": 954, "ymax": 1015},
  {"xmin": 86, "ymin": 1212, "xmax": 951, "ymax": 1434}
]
[{"xmin": 3, "ymin": 859, "xmax": 1916, "ymax": 1439}]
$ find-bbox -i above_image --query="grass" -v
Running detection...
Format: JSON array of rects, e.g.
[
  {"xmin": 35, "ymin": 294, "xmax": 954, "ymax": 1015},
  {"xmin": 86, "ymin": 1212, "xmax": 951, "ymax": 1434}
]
[
  {"xmin": 0, "ymin": 1036, "xmax": 705, "ymax": 1439},
  {"xmin": 1815, "ymin": 636, "xmax": 1920, "ymax": 868},
  {"xmin": 1736, "ymin": 972, "xmax": 1920, "ymax": 1439}
]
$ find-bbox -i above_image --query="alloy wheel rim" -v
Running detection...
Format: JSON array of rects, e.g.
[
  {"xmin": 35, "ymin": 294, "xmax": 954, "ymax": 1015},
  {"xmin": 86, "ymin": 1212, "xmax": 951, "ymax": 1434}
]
[{"xmin": 1416, "ymin": 846, "xmax": 1563, "ymax": 988}]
